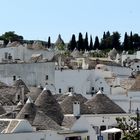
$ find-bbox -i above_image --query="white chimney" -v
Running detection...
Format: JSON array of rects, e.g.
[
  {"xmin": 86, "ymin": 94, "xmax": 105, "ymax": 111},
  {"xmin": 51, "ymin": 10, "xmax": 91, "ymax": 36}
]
[{"xmin": 73, "ymin": 101, "xmax": 80, "ymax": 117}]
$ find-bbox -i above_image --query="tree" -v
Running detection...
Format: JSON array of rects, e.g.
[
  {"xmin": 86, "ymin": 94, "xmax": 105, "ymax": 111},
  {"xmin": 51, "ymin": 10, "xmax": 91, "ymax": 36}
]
[
  {"xmin": 84, "ymin": 32, "xmax": 89, "ymax": 50},
  {"xmin": 93, "ymin": 36, "xmax": 100, "ymax": 50},
  {"xmin": 133, "ymin": 33, "xmax": 140, "ymax": 50},
  {"xmin": 123, "ymin": 32, "xmax": 129, "ymax": 51},
  {"xmin": 77, "ymin": 32, "xmax": 84, "ymax": 51},
  {"xmin": 111, "ymin": 32, "xmax": 121, "ymax": 50},
  {"xmin": 100, "ymin": 31, "xmax": 112, "ymax": 50},
  {"xmin": 0, "ymin": 31, "xmax": 23, "ymax": 45},
  {"xmin": 68, "ymin": 34, "xmax": 77, "ymax": 51},
  {"xmin": 47, "ymin": 36, "xmax": 51, "ymax": 48},
  {"xmin": 106, "ymin": 31, "xmax": 110, "ymax": 38},
  {"xmin": 89, "ymin": 35, "xmax": 93, "ymax": 50},
  {"xmin": 116, "ymin": 115, "xmax": 140, "ymax": 140},
  {"xmin": 103, "ymin": 32, "xmax": 106, "ymax": 40},
  {"xmin": 130, "ymin": 31, "xmax": 133, "ymax": 49}
]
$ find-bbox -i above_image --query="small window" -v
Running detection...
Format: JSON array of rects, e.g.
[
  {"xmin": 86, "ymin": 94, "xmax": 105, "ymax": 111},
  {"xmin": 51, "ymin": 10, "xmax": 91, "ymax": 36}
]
[
  {"xmin": 101, "ymin": 87, "xmax": 104, "ymax": 91},
  {"xmin": 91, "ymin": 87, "xmax": 94, "ymax": 91},
  {"xmin": 5, "ymin": 52, "xmax": 8, "ymax": 59},
  {"xmin": 13, "ymin": 75, "xmax": 16, "ymax": 81},
  {"xmin": 68, "ymin": 87, "xmax": 74, "ymax": 92},
  {"xmin": 100, "ymin": 125, "xmax": 106, "ymax": 131},
  {"xmin": 17, "ymin": 95, "xmax": 20, "ymax": 101},
  {"xmin": 45, "ymin": 75, "xmax": 48, "ymax": 80},
  {"xmin": 12, "ymin": 112, "xmax": 17, "ymax": 118},
  {"xmin": 24, "ymin": 114, "xmax": 30, "ymax": 119},
  {"xmin": 16, "ymin": 94, "xmax": 20, "ymax": 102},
  {"xmin": 59, "ymin": 88, "xmax": 61, "ymax": 93}
]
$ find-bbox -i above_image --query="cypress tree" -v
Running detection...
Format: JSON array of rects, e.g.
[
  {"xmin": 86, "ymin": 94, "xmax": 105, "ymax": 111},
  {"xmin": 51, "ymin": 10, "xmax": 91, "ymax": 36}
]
[
  {"xmin": 111, "ymin": 32, "xmax": 121, "ymax": 50},
  {"xmin": 103, "ymin": 32, "xmax": 106, "ymax": 40},
  {"xmin": 84, "ymin": 32, "xmax": 89, "ymax": 50},
  {"xmin": 130, "ymin": 31, "xmax": 133, "ymax": 50},
  {"xmin": 48, "ymin": 36, "xmax": 51, "ymax": 48},
  {"xmin": 77, "ymin": 32, "xmax": 84, "ymax": 51},
  {"xmin": 123, "ymin": 32, "xmax": 129, "ymax": 51},
  {"xmin": 68, "ymin": 34, "xmax": 77, "ymax": 51},
  {"xmin": 89, "ymin": 35, "xmax": 93, "ymax": 50},
  {"xmin": 106, "ymin": 31, "xmax": 110, "ymax": 38},
  {"xmin": 94, "ymin": 36, "xmax": 100, "ymax": 50}
]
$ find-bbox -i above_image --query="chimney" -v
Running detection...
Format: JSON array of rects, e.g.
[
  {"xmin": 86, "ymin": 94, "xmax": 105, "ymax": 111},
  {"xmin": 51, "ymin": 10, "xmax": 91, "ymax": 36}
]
[
  {"xmin": 21, "ymin": 86, "xmax": 25, "ymax": 105},
  {"xmin": 73, "ymin": 101, "xmax": 80, "ymax": 117}
]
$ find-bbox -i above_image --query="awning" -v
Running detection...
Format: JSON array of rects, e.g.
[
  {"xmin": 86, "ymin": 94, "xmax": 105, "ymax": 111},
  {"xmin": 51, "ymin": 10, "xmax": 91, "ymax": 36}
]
[{"xmin": 101, "ymin": 128, "xmax": 122, "ymax": 134}]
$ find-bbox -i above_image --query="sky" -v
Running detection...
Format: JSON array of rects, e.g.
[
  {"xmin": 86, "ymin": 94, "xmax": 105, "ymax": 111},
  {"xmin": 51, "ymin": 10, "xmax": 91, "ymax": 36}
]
[{"xmin": 0, "ymin": 0, "xmax": 140, "ymax": 43}]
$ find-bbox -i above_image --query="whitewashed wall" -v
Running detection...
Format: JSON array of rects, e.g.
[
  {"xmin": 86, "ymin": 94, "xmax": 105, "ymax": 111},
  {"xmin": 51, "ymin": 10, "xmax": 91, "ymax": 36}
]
[
  {"xmin": 72, "ymin": 114, "xmax": 135, "ymax": 140},
  {"xmin": 0, "ymin": 130, "xmax": 88, "ymax": 140},
  {"xmin": 0, "ymin": 45, "xmax": 54, "ymax": 62},
  {"xmin": 0, "ymin": 131, "xmax": 64, "ymax": 140},
  {"xmin": 136, "ymin": 51, "xmax": 140, "ymax": 59},
  {"xmin": 106, "ymin": 66, "xmax": 132, "ymax": 76},
  {"xmin": 121, "ymin": 54, "xmax": 136, "ymax": 66},
  {"xmin": 108, "ymin": 92, "xmax": 140, "ymax": 113},
  {"xmin": 0, "ymin": 62, "xmax": 55, "ymax": 87},
  {"xmin": 55, "ymin": 69, "xmax": 120, "ymax": 99},
  {"xmin": 55, "ymin": 69, "xmax": 95, "ymax": 99}
]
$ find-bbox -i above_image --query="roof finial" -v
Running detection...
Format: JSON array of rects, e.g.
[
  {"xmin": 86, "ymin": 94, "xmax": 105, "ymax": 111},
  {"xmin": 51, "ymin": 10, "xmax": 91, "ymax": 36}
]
[
  {"xmin": 97, "ymin": 90, "xmax": 103, "ymax": 94},
  {"xmin": 26, "ymin": 96, "xmax": 33, "ymax": 104}
]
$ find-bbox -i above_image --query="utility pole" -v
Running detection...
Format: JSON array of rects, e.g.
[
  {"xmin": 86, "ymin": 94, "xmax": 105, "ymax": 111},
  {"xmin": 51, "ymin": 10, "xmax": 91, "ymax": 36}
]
[{"xmin": 136, "ymin": 108, "xmax": 139, "ymax": 131}]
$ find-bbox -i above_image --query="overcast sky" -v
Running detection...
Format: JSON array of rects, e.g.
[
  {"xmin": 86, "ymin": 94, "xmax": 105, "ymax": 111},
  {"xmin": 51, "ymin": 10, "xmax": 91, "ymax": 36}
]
[{"xmin": 0, "ymin": 0, "xmax": 140, "ymax": 42}]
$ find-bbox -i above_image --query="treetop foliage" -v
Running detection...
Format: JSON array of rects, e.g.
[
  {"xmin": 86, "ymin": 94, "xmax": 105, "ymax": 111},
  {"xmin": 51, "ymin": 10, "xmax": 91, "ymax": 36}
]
[{"xmin": 1, "ymin": 31, "xmax": 140, "ymax": 52}]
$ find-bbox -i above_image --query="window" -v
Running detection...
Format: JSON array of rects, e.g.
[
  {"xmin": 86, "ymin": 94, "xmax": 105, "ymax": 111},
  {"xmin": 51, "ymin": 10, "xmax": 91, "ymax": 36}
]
[
  {"xmin": 16, "ymin": 94, "xmax": 20, "ymax": 102},
  {"xmin": 59, "ymin": 88, "xmax": 61, "ymax": 93},
  {"xmin": 45, "ymin": 75, "xmax": 48, "ymax": 80},
  {"xmin": 13, "ymin": 75, "xmax": 16, "ymax": 81},
  {"xmin": 12, "ymin": 112, "xmax": 16, "ymax": 118},
  {"xmin": 91, "ymin": 87, "xmax": 94, "ymax": 91},
  {"xmin": 4, "ymin": 52, "xmax": 8, "ymax": 59},
  {"xmin": 100, "ymin": 125, "xmax": 106, "ymax": 131},
  {"xmin": 68, "ymin": 87, "xmax": 74, "ymax": 92},
  {"xmin": 24, "ymin": 114, "xmax": 30, "ymax": 119},
  {"xmin": 17, "ymin": 95, "xmax": 20, "ymax": 101},
  {"xmin": 101, "ymin": 87, "xmax": 104, "ymax": 91}
]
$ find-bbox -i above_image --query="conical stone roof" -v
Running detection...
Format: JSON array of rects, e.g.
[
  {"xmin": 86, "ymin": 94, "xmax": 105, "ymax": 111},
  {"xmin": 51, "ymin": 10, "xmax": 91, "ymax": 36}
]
[
  {"xmin": 0, "ymin": 105, "xmax": 6, "ymax": 115},
  {"xmin": 14, "ymin": 100, "xmax": 23, "ymax": 112},
  {"xmin": 33, "ymin": 110, "xmax": 62, "ymax": 130},
  {"xmin": 27, "ymin": 86, "xmax": 43, "ymax": 102},
  {"xmin": 55, "ymin": 34, "xmax": 65, "ymax": 46},
  {"xmin": 60, "ymin": 93, "xmax": 91, "ymax": 114},
  {"xmin": 35, "ymin": 89, "xmax": 64, "ymax": 125},
  {"xmin": 85, "ymin": 91, "xmax": 125, "ymax": 114},
  {"xmin": 16, "ymin": 97, "xmax": 36, "ymax": 124},
  {"xmin": 13, "ymin": 79, "xmax": 30, "ymax": 93}
]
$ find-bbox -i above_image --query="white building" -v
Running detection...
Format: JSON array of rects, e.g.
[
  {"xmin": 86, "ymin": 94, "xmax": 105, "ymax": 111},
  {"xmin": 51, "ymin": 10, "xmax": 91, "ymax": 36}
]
[
  {"xmin": 0, "ymin": 62, "xmax": 55, "ymax": 87},
  {"xmin": 55, "ymin": 65, "xmax": 130, "ymax": 99},
  {"xmin": 0, "ymin": 44, "xmax": 54, "ymax": 62},
  {"xmin": 0, "ymin": 119, "xmax": 88, "ymax": 140},
  {"xmin": 71, "ymin": 113, "xmax": 135, "ymax": 140}
]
